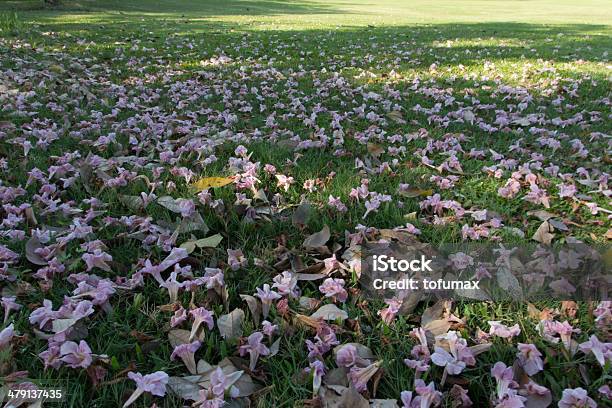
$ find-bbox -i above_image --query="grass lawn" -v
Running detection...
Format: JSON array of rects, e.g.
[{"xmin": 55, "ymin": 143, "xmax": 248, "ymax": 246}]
[{"xmin": 0, "ymin": 0, "xmax": 610, "ymax": 407}]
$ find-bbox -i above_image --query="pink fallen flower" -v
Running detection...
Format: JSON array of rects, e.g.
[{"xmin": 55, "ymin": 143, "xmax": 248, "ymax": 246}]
[
  {"xmin": 516, "ymin": 343, "xmax": 544, "ymax": 376},
  {"xmin": 227, "ymin": 249, "xmax": 247, "ymax": 271},
  {"xmin": 177, "ymin": 198, "xmax": 196, "ymax": 218},
  {"xmin": 431, "ymin": 331, "xmax": 475, "ymax": 376},
  {"xmin": 307, "ymin": 360, "xmax": 326, "ymax": 395},
  {"xmin": 400, "ymin": 390, "xmax": 418, "ymax": 408},
  {"xmin": 272, "ymin": 271, "xmax": 299, "ymax": 298},
  {"xmin": 255, "ymin": 284, "xmax": 281, "ymax": 318},
  {"xmin": 558, "ymin": 388, "xmax": 596, "ymax": 408},
  {"xmin": 1, "ymin": 296, "xmax": 21, "ymax": 323},
  {"xmin": 171, "ymin": 340, "xmax": 201, "ymax": 374},
  {"xmin": 240, "ymin": 332, "xmax": 270, "ymax": 370},
  {"xmin": 82, "ymin": 249, "xmax": 113, "ymax": 272},
  {"xmin": 261, "ymin": 320, "xmax": 278, "ymax": 340},
  {"xmin": 193, "ymin": 367, "xmax": 240, "ymax": 407},
  {"xmin": 189, "ymin": 307, "xmax": 215, "ymax": 342},
  {"xmin": 492, "ymin": 362, "xmax": 519, "ymax": 402},
  {"xmin": 414, "ymin": 379, "xmax": 442, "ymax": 408},
  {"xmin": 60, "ymin": 340, "xmax": 93, "ymax": 369},
  {"xmin": 319, "ymin": 278, "xmax": 348, "ymax": 303},
  {"xmin": 39, "ymin": 345, "xmax": 62, "ymax": 370},
  {"xmin": 161, "ymin": 271, "xmax": 184, "ymax": 303},
  {"xmin": 450, "ymin": 384, "xmax": 473, "ymax": 407},
  {"xmin": 578, "ymin": 334, "xmax": 611, "ymax": 367},
  {"xmin": 0, "ymin": 323, "xmax": 15, "ymax": 347},
  {"xmin": 123, "ymin": 371, "xmax": 169, "ymax": 408},
  {"xmin": 171, "ymin": 306, "xmax": 187, "ymax": 328},
  {"xmin": 348, "ymin": 361, "xmax": 381, "ymax": 392},
  {"xmin": 378, "ymin": 297, "xmax": 402, "ymax": 325},
  {"xmin": 488, "ymin": 321, "xmax": 521, "ymax": 339}
]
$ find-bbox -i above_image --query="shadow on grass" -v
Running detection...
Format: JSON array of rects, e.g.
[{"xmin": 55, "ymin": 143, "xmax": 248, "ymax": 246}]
[{"xmin": 0, "ymin": 0, "xmax": 350, "ymax": 16}]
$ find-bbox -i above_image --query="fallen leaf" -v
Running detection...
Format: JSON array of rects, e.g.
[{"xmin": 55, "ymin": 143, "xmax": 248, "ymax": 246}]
[
  {"xmin": 157, "ymin": 196, "xmax": 184, "ymax": 213},
  {"xmin": 292, "ymin": 201, "xmax": 311, "ymax": 228},
  {"xmin": 527, "ymin": 210, "xmax": 557, "ymax": 221},
  {"xmin": 269, "ymin": 338, "xmax": 281, "ymax": 356},
  {"xmin": 25, "ymin": 236, "xmax": 48, "ymax": 266},
  {"xmin": 180, "ymin": 233, "xmax": 223, "ymax": 253},
  {"xmin": 386, "ymin": 110, "xmax": 406, "ymax": 124},
  {"xmin": 398, "ymin": 187, "xmax": 433, "ymax": 198},
  {"xmin": 310, "ymin": 304, "xmax": 348, "ymax": 321},
  {"xmin": 167, "ymin": 375, "xmax": 201, "ymax": 401},
  {"xmin": 168, "ymin": 329, "xmax": 192, "ymax": 347},
  {"xmin": 303, "ymin": 225, "xmax": 331, "ymax": 249},
  {"xmin": 367, "ymin": 143, "xmax": 385, "ymax": 157},
  {"xmin": 118, "ymin": 194, "xmax": 144, "ymax": 211},
  {"xmin": 532, "ymin": 221, "xmax": 554, "ymax": 245},
  {"xmin": 192, "ymin": 176, "xmax": 234, "ymax": 191},
  {"xmin": 217, "ymin": 309, "xmax": 245, "ymax": 340},
  {"xmin": 240, "ymin": 294, "xmax": 261, "ymax": 326}
]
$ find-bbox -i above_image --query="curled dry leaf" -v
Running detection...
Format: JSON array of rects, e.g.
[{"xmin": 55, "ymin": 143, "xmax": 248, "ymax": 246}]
[
  {"xmin": 292, "ymin": 201, "xmax": 311, "ymax": 228},
  {"xmin": 26, "ymin": 236, "xmax": 48, "ymax": 266},
  {"xmin": 303, "ymin": 225, "xmax": 331, "ymax": 249},
  {"xmin": 532, "ymin": 221, "xmax": 554, "ymax": 245},
  {"xmin": 310, "ymin": 304, "xmax": 348, "ymax": 321},
  {"xmin": 240, "ymin": 294, "xmax": 261, "ymax": 326}
]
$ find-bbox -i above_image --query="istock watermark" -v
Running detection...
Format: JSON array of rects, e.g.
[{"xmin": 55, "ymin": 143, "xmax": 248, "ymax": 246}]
[{"xmin": 360, "ymin": 241, "xmax": 610, "ymax": 303}]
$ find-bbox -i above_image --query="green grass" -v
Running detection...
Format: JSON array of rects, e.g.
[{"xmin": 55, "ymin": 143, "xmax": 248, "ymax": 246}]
[{"xmin": 0, "ymin": 0, "xmax": 610, "ymax": 407}]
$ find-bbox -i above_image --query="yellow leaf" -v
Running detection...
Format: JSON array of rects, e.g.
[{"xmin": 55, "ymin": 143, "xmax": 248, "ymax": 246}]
[{"xmin": 192, "ymin": 176, "xmax": 234, "ymax": 191}]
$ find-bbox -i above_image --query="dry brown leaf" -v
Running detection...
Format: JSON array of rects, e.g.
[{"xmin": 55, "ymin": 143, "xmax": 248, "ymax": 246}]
[{"xmin": 532, "ymin": 221, "xmax": 554, "ymax": 245}]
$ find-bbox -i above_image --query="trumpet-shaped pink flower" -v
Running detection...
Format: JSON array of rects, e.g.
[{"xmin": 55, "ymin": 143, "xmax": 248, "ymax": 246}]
[
  {"xmin": 194, "ymin": 367, "xmax": 240, "ymax": 407},
  {"xmin": 123, "ymin": 371, "xmax": 169, "ymax": 407},
  {"xmin": 348, "ymin": 361, "xmax": 381, "ymax": 392},
  {"xmin": 272, "ymin": 271, "xmax": 298, "ymax": 298},
  {"xmin": 227, "ymin": 249, "xmax": 247, "ymax": 270},
  {"xmin": 171, "ymin": 306, "xmax": 187, "ymax": 328},
  {"xmin": 82, "ymin": 249, "xmax": 113, "ymax": 272},
  {"xmin": 0, "ymin": 323, "xmax": 15, "ymax": 347},
  {"xmin": 378, "ymin": 297, "xmax": 402, "ymax": 325},
  {"xmin": 161, "ymin": 271, "xmax": 184, "ymax": 303},
  {"xmin": 414, "ymin": 379, "xmax": 442, "ymax": 408},
  {"xmin": 431, "ymin": 331, "xmax": 475, "ymax": 375},
  {"xmin": 239, "ymin": 331, "xmax": 270, "ymax": 370},
  {"xmin": 319, "ymin": 278, "xmax": 348, "ymax": 303},
  {"xmin": 39, "ymin": 345, "xmax": 62, "ymax": 370},
  {"xmin": 516, "ymin": 343, "xmax": 544, "ymax": 376},
  {"xmin": 1, "ymin": 296, "xmax": 21, "ymax": 323},
  {"xmin": 558, "ymin": 388, "xmax": 596, "ymax": 408},
  {"xmin": 307, "ymin": 360, "xmax": 326, "ymax": 395},
  {"xmin": 488, "ymin": 321, "xmax": 520, "ymax": 339},
  {"xmin": 60, "ymin": 340, "xmax": 93, "ymax": 369},
  {"xmin": 491, "ymin": 362, "xmax": 518, "ymax": 401},
  {"xmin": 189, "ymin": 307, "xmax": 215, "ymax": 341},
  {"xmin": 177, "ymin": 198, "xmax": 195, "ymax": 218},
  {"xmin": 335, "ymin": 343, "xmax": 367, "ymax": 369},
  {"xmin": 578, "ymin": 335, "xmax": 612, "ymax": 367},
  {"xmin": 255, "ymin": 284, "xmax": 281, "ymax": 318},
  {"xmin": 171, "ymin": 340, "xmax": 201, "ymax": 374},
  {"xmin": 261, "ymin": 320, "xmax": 277, "ymax": 339}
]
